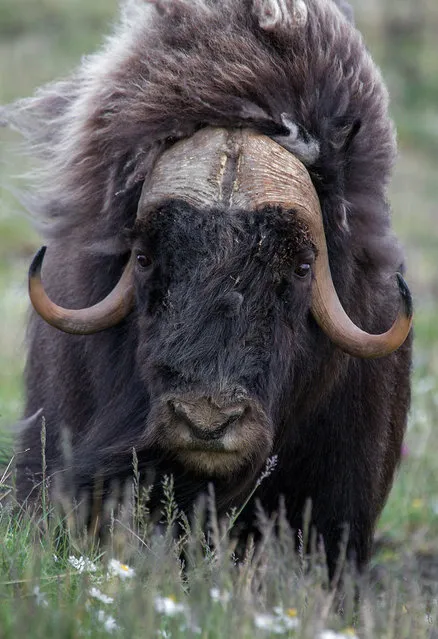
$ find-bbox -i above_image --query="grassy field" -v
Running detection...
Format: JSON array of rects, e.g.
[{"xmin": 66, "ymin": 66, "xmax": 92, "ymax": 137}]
[{"xmin": 1, "ymin": 1, "xmax": 438, "ymax": 637}]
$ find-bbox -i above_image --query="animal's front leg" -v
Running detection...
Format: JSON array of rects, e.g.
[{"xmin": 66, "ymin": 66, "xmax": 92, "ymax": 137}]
[{"xmin": 275, "ymin": 420, "xmax": 393, "ymax": 579}]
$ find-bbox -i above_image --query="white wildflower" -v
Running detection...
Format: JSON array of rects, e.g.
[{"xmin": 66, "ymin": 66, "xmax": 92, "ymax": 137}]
[
  {"xmin": 90, "ymin": 587, "xmax": 114, "ymax": 604},
  {"xmin": 33, "ymin": 585, "xmax": 48, "ymax": 608},
  {"xmin": 254, "ymin": 606, "xmax": 301, "ymax": 634},
  {"xmin": 68, "ymin": 555, "xmax": 97, "ymax": 573},
  {"xmin": 318, "ymin": 630, "xmax": 358, "ymax": 639},
  {"xmin": 157, "ymin": 631, "xmax": 171, "ymax": 639},
  {"xmin": 254, "ymin": 613, "xmax": 284, "ymax": 634},
  {"xmin": 97, "ymin": 610, "xmax": 119, "ymax": 633},
  {"xmin": 103, "ymin": 616, "xmax": 118, "ymax": 632},
  {"xmin": 179, "ymin": 622, "xmax": 202, "ymax": 634},
  {"xmin": 154, "ymin": 595, "xmax": 187, "ymax": 616},
  {"xmin": 108, "ymin": 558, "xmax": 135, "ymax": 579},
  {"xmin": 273, "ymin": 606, "xmax": 300, "ymax": 630},
  {"xmin": 210, "ymin": 587, "xmax": 231, "ymax": 605}
]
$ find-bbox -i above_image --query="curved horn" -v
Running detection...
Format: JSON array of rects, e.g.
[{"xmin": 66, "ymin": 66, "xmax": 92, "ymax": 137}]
[
  {"xmin": 28, "ymin": 247, "xmax": 134, "ymax": 334},
  {"xmin": 231, "ymin": 131, "xmax": 413, "ymax": 358},
  {"xmin": 311, "ymin": 254, "xmax": 413, "ymax": 359}
]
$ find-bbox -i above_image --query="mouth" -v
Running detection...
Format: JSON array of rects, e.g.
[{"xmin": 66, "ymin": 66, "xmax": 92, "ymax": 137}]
[
  {"xmin": 176, "ymin": 447, "xmax": 244, "ymax": 476},
  {"xmin": 145, "ymin": 391, "xmax": 274, "ymax": 477},
  {"xmin": 173, "ymin": 430, "xmax": 245, "ymax": 475},
  {"xmin": 184, "ymin": 440, "xmax": 229, "ymax": 453}
]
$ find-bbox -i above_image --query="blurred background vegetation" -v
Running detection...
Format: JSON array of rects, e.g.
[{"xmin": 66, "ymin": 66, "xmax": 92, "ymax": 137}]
[{"xmin": 0, "ymin": 0, "xmax": 437, "ymax": 562}]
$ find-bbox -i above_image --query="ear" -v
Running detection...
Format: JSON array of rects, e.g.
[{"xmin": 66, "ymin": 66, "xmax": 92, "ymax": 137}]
[
  {"xmin": 331, "ymin": 118, "xmax": 362, "ymax": 153},
  {"xmin": 253, "ymin": 0, "xmax": 308, "ymax": 32},
  {"xmin": 342, "ymin": 119, "xmax": 361, "ymax": 152}
]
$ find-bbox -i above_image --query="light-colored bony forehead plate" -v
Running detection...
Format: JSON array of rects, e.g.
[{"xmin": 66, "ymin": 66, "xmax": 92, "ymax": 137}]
[{"xmin": 138, "ymin": 126, "xmax": 320, "ymax": 222}]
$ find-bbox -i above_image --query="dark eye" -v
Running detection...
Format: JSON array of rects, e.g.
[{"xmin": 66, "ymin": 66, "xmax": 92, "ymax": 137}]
[
  {"xmin": 294, "ymin": 263, "xmax": 311, "ymax": 278},
  {"xmin": 136, "ymin": 254, "xmax": 152, "ymax": 270}
]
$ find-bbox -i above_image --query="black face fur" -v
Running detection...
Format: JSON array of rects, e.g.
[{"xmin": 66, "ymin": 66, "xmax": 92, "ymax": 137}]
[{"xmin": 129, "ymin": 200, "xmax": 316, "ymax": 479}]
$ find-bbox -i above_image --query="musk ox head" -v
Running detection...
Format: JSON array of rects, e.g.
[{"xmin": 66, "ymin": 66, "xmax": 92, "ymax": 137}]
[
  {"xmin": 2, "ymin": 0, "xmax": 412, "ymax": 486},
  {"xmin": 28, "ymin": 127, "xmax": 412, "ymax": 479}
]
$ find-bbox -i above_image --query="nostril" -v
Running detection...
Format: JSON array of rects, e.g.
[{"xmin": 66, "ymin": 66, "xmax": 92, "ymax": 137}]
[
  {"xmin": 223, "ymin": 414, "xmax": 241, "ymax": 429},
  {"xmin": 168, "ymin": 397, "xmax": 248, "ymax": 441},
  {"xmin": 223, "ymin": 404, "xmax": 246, "ymax": 417},
  {"xmin": 222, "ymin": 403, "xmax": 247, "ymax": 423},
  {"xmin": 190, "ymin": 423, "xmax": 227, "ymax": 441}
]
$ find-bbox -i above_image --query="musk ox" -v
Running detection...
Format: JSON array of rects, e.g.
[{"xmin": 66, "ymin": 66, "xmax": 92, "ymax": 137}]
[{"xmin": 2, "ymin": 0, "xmax": 412, "ymax": 576}]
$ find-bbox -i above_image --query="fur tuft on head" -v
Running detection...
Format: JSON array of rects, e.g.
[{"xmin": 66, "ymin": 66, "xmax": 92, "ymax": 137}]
[{"xmin": 253, "ymin": 0, "xmax": 308, "ymax": 31}]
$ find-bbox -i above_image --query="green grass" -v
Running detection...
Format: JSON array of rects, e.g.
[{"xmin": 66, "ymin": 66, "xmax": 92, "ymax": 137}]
[
  {"xmin": 0, "ymin": 0, "xmax": 118, "ymax": 101},
  {"xmin": 1, "ymin": 0, "xmax": 438, "ymax": 636},
  {"xmin": 0, "ymin": 473, "xmax": 437, "ymax": 639}
]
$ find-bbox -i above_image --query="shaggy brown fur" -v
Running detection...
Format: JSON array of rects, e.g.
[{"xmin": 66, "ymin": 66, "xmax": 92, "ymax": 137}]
[
  {"xmin": 3, "ymin": 0, "xmax": 394, "ymax": 258},
  {"xmin": 2, "ymin": 0, "xmax": 411, "ymax": 577}
]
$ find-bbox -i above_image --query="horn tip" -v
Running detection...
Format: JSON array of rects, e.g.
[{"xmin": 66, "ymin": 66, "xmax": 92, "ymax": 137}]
[
  {"xmin": 396, "ymin": 272, "xmax": 413, "ymax": 320},
  {"xmin": 29, "ymin": 246, "xmax": 47, "ymax": 279}
]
